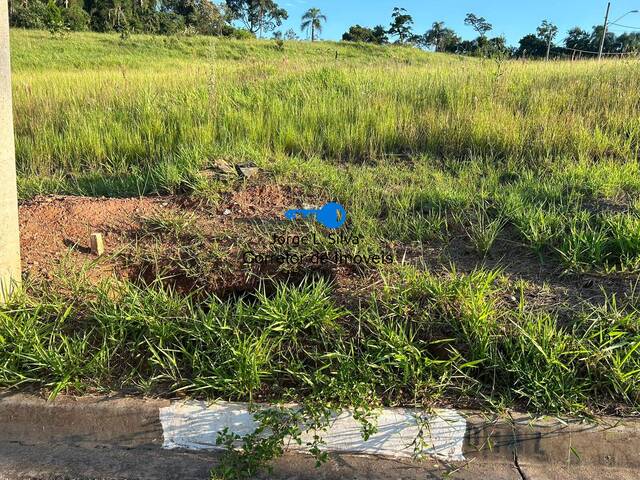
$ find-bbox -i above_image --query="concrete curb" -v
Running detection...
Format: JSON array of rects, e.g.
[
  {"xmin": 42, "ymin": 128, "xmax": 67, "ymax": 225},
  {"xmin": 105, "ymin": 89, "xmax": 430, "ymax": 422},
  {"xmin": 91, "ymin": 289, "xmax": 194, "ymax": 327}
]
[{"xmin": 1, "ymin": 393, "xmax": 639, "ymax": 470}]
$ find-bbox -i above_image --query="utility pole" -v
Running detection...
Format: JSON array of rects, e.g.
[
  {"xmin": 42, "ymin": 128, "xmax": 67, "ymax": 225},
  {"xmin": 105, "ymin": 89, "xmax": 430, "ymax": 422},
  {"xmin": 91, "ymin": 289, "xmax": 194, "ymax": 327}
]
[
  {"xmin": 0, "ymin": 0, "xmax": 22, "ymax": 302},
  {"xmin": 598, "ymin": 2, "xmax": 611, "ymax": 60}
]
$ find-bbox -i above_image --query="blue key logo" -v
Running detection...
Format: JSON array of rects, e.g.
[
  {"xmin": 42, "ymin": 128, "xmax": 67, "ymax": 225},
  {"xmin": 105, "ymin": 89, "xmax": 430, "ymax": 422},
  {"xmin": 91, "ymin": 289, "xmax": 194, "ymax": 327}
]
[{"xmin": 285, "ymin": 202, "xmax": 347, "ymax": 229}]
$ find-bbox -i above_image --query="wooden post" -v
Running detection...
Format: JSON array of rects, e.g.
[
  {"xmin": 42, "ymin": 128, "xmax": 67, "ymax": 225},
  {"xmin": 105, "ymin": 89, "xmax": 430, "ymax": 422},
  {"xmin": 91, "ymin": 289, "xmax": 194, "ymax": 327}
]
[
  {"xmin": 90, "ymin": 233, "xmax": 105, "ymax": 256},
  {"xmin": 598, "ymin": 2, "xmax": 611, "ymax": 61},
  {"xmin": 0, "ymin": 0, "xmax": 21, "ymax": 302}
]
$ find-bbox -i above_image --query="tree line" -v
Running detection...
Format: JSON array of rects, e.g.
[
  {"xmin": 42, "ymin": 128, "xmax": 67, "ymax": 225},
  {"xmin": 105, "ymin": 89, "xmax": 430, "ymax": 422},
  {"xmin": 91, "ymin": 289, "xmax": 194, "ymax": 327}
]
[
  {"xmin": 343, "ymin": 9, "xmax": 640, "ymax": 58},
  {"xmin": 343, "ymin": 10, "xmax": 509, "ymax": 57},
  {"xmin": 9, "ymin": 0, "xmax": 640, "ymax": 58},
  {"xmin": 8, "ymin": 0, "xmax": 290, "ymax": 37}
]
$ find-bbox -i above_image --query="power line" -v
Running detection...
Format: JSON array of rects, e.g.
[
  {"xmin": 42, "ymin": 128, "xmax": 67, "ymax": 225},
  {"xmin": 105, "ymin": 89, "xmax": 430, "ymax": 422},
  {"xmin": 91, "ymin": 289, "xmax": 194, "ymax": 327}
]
[
  {"xmin": 610, "ymin": 22, "xmax": 640, "ymax": 30},
  {"xmin": 558, "ymin": 46, "xmax": 637, "ymax": 57}
]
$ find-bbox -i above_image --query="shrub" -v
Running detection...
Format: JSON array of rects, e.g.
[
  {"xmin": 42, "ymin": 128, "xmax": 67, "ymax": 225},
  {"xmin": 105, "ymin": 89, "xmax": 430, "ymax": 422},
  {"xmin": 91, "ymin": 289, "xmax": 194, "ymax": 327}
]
[
  {"xmin": 156, "ymin": 12, "xmax": 185, "ymax": 35},
  {"xmin": 135, "ymin": 11, "xmax": 161, "ymax": 34},
  {"xmin": 10, "ymin": 1, "xmax": 48, "ymax": 29},
  {"xmin": 231, "ymin": 28, "xmax": 255, "ymax": 40},
  {"xmin": 44, "ymin": 0, "xmax": 67, "ymax": 35},
  {"xmin": 63, "ymin": 5, "xmax": 90, "ymax": 31}
]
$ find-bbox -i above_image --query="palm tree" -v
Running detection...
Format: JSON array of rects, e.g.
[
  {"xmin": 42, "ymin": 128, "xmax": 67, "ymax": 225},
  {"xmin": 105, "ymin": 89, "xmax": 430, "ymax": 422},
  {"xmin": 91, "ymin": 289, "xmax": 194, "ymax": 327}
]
[
  {"xmin": 301, "ymin": 8, "xmax": 326, "ymax": 42},
  {"xmin": 425, "ymin": 21, "xmax": 446, "ymax": 51}
]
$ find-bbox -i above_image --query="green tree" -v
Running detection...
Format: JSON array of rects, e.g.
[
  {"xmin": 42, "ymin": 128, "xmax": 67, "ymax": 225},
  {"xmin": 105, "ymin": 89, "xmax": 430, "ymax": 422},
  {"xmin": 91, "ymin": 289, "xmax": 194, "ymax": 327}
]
[
  {"xmin": 423, "ymin": 21, "xmax": 459, "ymax": 52},
  {"xmin": 464, "ymin": 13, "xmax": 492, "ymax": 37},
  {"xmin": 517, "ymin": 34, "xmax": 547, "ymax": 58},
  {"xmin": 616, "ymin": 32, "xmax": 640, "ymax": 53},
  {"xmin": 589, "ymin": 25, "xmax": 616, "ymax": 53},
  {"xmin": 191, "ymin": 0, "xmax": 228, "ymax": 35},
  {"xmin": 45, "ymin": 0, "xmax": 66, "ymax": 34},
  {"xmin": 10, "ymin": 1, "xmax": 48, "ymax": 29},
  {"xmin": 455, "ymin": 34, "xmax": 509, "ymax": 58},
  {"xmin": 284, "ymin": 28, "xmax": 298, "ymax": 40},
  {"xmin": 455, "ymin": 39, "xmax": 477, "ymax": 55},
  {"xmin": 84, "ymin": 0, "xmax": 129, "ymax": 32},
  {"xmin": 63, "ymin": 5, "xmax": 90, "ymax": 30},
  {"xmin": 536, "ymin": 20, "xmax": 558, "ymax": 61},
  {"xmin": 163, "ymin": 0, "xmax": 196, "ymax": 22},
  {"xmin": 300, "ymin": 7, "xmax": 326, "ymax": 42},
  {"xmin": 388, "ymin": 7, "xmax": 413, "ymax": 44},
  {"xmin": 371, "ymin": 25, "xmax": 389, "ymax": 44},
  {"xmin": 225, "ymin": 0, "xmax": 288, "ymax": 37},
  {"xmin": 565, "ymin": 27, "xmax": 591, "ymax": 52},
  {"xmin": 342, "ymin": 24, "xmax": 374, "ymax": 42},
  {"xmin": 486, "ymin": 36, "xmax": 509, "ymax": 57},
  {"xmin": 342, "ymin": 24, "xmax": 388, "ymax": 44}
]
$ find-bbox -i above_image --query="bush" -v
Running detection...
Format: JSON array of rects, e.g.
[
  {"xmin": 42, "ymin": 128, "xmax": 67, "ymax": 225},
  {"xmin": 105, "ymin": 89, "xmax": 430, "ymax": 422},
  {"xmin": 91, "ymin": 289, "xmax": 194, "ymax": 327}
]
[
  {"xmin": 63, "ymin": 5, "xmax": 90, "ymax": 31},
  {"xmin": 89, "ymin": 5, "xmax": 113, "ymax": 32},
  {"xmin": 231, "ymin": 28, "xmax": 254, "ymax": 40},
  {"xmin": 10, "ymin": 1, "xmax": 48, "ymax": 29},
  {"xmin": 156, "ymin": 12, "xmax": 185, "ymax": 36},
  {"xmin": 134, "ymin": 11, "xmax": 160, "ymax": 34},
  {"xmin": 44, "ymin": 0, "xmax": 67, "ymax": 35}
]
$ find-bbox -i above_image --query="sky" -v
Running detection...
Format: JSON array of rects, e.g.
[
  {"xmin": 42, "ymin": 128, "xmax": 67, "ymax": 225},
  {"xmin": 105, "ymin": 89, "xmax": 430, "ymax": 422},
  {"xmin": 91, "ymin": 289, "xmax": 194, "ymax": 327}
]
[{"xmin": 275, "ymin": 0, "xmax": 640, "ymax": 45}]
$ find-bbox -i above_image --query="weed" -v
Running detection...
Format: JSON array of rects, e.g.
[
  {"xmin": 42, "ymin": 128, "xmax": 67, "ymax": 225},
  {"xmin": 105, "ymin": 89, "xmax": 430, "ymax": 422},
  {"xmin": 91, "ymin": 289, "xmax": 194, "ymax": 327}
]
[
  {"xmin": 12, "ymin": 30, "xmax": 640, "ymax": 188},
  {"xmin": 141, "ymin": 211, "xmax": 197, "ymax": 239},
  {"xmin": 462, "ymin": 202, "xmax": 506, "ymax": 257},
  {"xmin": 212, "ymin": 403, "xmax": 332, "ymax": 480}
]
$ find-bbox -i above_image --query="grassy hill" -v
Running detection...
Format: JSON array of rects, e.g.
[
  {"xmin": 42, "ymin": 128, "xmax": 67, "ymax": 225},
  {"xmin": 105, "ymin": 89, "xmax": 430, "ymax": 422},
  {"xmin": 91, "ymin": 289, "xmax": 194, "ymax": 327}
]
[
  {"xmin": 10, "ymin": 29, "xmax": 438, "ymax": 70},
  {"xmin": 11, "ymin": 29, "xmax": 640, "ymax": 184}
]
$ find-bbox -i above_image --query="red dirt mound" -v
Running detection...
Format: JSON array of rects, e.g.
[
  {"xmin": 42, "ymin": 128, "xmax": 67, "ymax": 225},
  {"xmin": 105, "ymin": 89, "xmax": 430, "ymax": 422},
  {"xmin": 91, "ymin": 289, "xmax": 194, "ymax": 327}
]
[
  {"xmin": 18, "ymin": 184, "xmax": 305, "ymax": 284},
  {"xmin": 19, "ymin": 195, "xmax": 171, "ymax": 280}
]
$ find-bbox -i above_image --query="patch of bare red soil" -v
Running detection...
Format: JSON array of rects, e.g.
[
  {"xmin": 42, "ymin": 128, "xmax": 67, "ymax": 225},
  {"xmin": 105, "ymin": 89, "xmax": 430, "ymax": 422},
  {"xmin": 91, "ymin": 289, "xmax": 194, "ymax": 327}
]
[
  {"xmin": 17, "ymin": 186, "xmax": 371, "ymax": 302},
  {"xmin": 19, "ymin": 195, "xmax": 170, "ymax": 281},
  {"xmin": 215, "ymin": 183, "xmax": 306, "ymax": 221},
  {"xmin": 18, "ymin": 184, "xmax": 308, "ymax": 286}
]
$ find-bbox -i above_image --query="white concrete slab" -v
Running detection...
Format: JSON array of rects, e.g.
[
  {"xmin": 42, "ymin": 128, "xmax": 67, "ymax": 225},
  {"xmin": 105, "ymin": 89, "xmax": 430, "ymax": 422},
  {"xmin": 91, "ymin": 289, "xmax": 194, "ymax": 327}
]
[{"xmin": 159, "ymin": 401, "xmax": 467, "ymax": 461}]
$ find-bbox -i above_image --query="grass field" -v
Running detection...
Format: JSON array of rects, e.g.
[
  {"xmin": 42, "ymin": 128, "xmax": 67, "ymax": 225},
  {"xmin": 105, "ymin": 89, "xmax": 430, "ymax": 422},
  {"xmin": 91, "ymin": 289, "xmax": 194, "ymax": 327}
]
[{"xmin": 3, "ymin": 30, "xmax": 640, "ymax": 421}]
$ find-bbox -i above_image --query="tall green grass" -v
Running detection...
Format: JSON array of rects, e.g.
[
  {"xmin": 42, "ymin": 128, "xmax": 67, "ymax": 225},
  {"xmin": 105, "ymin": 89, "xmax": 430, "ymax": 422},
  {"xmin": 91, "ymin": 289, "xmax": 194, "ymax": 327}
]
[
  {"xmin": 10, "ymin": 30, "xmax": 640, "ymax": 180},
  {"xmin": 1, "ymin": 273, "xmax": 638, "ymax": 414}
]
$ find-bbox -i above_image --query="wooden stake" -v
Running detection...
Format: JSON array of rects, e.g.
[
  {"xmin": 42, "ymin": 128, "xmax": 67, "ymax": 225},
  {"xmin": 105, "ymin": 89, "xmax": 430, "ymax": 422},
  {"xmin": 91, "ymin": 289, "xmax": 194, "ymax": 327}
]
[{"xmin": 90, "ymin": 233, "xmax": 105, "ymax": 256}]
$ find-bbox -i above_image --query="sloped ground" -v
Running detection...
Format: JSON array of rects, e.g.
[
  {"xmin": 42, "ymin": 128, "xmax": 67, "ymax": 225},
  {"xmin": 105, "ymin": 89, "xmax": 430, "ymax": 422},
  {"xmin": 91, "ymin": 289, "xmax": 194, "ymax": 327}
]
[
  {"xmin": 19, "ymin": 186, "xmax": 637, "ymax": 311},
  {"xmin": 18, "ymin": 184, "xmax": 362, "ymax": 298}
]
